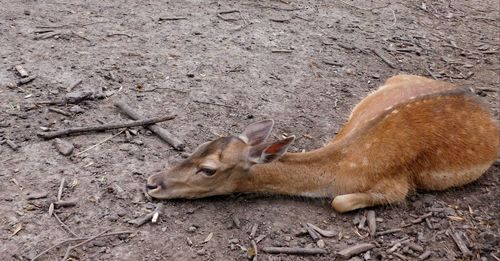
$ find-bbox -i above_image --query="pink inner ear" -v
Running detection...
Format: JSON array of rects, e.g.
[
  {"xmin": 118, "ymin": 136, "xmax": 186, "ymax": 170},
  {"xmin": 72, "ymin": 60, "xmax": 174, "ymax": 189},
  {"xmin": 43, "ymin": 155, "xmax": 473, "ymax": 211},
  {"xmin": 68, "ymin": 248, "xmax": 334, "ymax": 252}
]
[{"xmin": 265, "ymin": 140, "xmax": 287, "ymax": 154}]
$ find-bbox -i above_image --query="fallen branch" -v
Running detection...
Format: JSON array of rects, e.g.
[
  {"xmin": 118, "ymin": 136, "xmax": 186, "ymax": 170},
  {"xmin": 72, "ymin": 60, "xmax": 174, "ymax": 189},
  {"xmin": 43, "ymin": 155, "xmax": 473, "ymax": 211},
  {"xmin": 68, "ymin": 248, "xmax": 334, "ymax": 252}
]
[
  {"xmin": 31, "ymin": 230, "xmax": 133, "ymax": 261},
  {"xmin": 262, "ymin": 247, "xmax": 327, "ymax": 255},
  {"xmin": 114, "ymin": 101, "xmax": 185, "ymax": 150},
  {"xmin": 37, "ymin": 115, "xmax": 175, "ymax": 139}
]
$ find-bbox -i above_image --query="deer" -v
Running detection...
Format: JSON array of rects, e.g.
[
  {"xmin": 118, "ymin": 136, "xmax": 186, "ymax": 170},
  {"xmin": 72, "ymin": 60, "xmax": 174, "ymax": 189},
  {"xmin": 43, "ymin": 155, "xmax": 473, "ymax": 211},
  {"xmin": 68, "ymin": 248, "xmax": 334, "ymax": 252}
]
[{"xmin": 146, "ymin": 75, "xmax": 499, "ymax": 213}]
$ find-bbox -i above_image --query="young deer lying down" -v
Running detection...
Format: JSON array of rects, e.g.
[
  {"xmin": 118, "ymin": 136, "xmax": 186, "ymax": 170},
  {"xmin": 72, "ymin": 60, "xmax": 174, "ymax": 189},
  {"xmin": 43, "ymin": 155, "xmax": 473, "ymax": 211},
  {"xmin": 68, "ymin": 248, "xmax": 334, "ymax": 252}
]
[{"xmin": 146, "ymin": 75, "xmax": 499, "ymax": 212}]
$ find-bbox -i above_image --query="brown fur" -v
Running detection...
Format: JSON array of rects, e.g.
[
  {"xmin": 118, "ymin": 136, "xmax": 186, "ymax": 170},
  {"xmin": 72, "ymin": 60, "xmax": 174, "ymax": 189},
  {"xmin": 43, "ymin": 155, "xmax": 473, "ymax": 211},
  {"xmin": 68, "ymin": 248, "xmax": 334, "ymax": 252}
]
[{"xmin": 146, "ymin": 75, "xmax": 500, "ymax": 213}]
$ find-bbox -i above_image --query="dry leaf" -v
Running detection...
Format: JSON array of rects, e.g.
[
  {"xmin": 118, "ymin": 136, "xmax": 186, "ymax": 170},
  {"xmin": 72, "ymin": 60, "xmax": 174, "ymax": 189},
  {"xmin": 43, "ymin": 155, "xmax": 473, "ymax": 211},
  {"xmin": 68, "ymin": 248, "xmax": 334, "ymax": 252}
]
[
  {"xmin": 48, "ymin": 203, "xmax": 54, "ymax": 216},
  {"xmin": 11, "ymin": 223, "xmax": 23, "ymax": 237},
  {"xmin": 448, "ymin": 216, "xmax": 464, "ymax": 221},
  {"xmin": 203, "ymin": 232, "xmax": 213, "ymax": 243}
]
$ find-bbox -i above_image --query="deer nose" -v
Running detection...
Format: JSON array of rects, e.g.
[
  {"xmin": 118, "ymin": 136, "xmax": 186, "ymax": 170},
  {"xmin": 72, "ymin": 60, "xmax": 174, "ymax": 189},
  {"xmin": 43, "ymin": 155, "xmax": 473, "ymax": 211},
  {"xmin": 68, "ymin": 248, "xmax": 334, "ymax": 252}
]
[{"xmin": 146, "ymin": 183, "xmax": 159, "ymax": 190}]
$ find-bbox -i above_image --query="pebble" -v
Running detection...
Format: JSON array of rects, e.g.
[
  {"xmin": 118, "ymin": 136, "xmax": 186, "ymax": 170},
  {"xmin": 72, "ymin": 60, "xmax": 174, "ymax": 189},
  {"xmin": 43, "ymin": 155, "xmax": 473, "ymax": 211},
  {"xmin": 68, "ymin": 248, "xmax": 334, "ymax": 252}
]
[
  {"xmin": 53, "ymin": 138, "xmax": 74, "ymax": 156},
  {"xmin": 196, "ymin": 249, "xmax": 205, "ymax": 256},
  {"xmin": 65, "ymin": 91, "xmax": 93, "ymax": 103},
  {"xmin": 107, "ymin": 214, "xmax": 119, "ymax": 222},
  {"xmin": 229, "ymin": 238, "xmax": 239, "ymax": 244},
  {"xmin": 69, "ymin": 105, "xmax": 85, "ymax": 114},
  {"xmin": 187, "ymin": 226, "xmax": 197, "ymax": 233},
  {"xmin": 317, "ymin": 239, "xmax": 325, "ymax": 248}
]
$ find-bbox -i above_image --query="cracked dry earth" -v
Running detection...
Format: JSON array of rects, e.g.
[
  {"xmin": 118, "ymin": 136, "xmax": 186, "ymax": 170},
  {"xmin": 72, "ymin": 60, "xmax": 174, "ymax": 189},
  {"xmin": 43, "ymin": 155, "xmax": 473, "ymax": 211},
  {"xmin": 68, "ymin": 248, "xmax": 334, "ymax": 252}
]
[{"xmin": 0, "ymin": 0, "xmax": 499, "ymax": 260}]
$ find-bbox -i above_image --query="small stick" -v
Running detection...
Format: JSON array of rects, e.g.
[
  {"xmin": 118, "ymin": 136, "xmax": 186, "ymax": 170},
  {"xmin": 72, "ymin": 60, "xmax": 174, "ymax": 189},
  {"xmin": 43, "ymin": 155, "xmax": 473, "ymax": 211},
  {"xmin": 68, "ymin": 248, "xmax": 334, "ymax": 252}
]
[
  {"xmin": 193, "ymin": 100, "xmax": 235, "ymax": 109},
  {"xmin": 57, "ymin": 178, "xmax": 65, "ymax": 201},
  {"xmin": 250, "ymin": 223, "xmax": 259, "ymax": 238},
  {"xmin": 305, "ymin": 224, "xmax": 320, "ymax": 241},
  {"xmin": 425, "ymin": 217, "xmax": 433, "ymax": 229},
  {"xmin": 75, "ymin": 130, "xmax": 125, "ymax": 156},
  {"xmin": 306, "ymin": 223, "xmax": 336, "ymax": 237},
  {"xmin": 338, "ymin": 243, "xmax": 374, "ymax": 258},
  {"xmin": 61, "ymin": 229, "xmax": 111, "ymax": 261},
  {"xmin": 159, "ymin": 17, "xmax": 188, "ymax": 21},
  {"xmin": 447, "ymin": 230, "xmax": 472, "ymax": 257},
  {"xmin": 37, "ymin": 115, "xmax": 175, "ymax": 139},
  {"xmin": 271, "ymin": 49, "xmax": 293, "ymax": 53},
  {"xmin": 54, "ymin": 199, "xmax": 78, "ymax": 208},
  {"xmin": 232, "ymin": 215, "xmax": 241, "ymax": 229},
  {"xmin": 425, "ymin": 68, "xmax": 438, "ymax": 80},
  {"xmin": 367, "ymin": 210, "xmax": 376, "ymax": 237},
  {"xmin": 411, "ymin": 212, "xmax": 432, "ymax": 224},
  {"xmin": 262, "ymin": 247, "xmax": 327, "ymax": 255},
  {"xmin": 393, "ymin": 252, "xmax": 408, "ymax": 260},
  {"xmin": 6, "ymin": 139, "xmax": 19, "ymax": 150},
  {"xmin": 128, "ymin": 204, "xmax": 162, "ymax": 227},
  {"xmin": 114, "ymin": 101, "xmax": 185, "ymax": 150},
  {"xmin": 53, "ymin": 213, "xmax": 79, "ymax": 237},
  {"xmin": 217, "ymin": 10, "xmax": 240, "ymax": 21},
  {"xmin": 27, "ymin": 192, "xmax": 48, "ymax": 200},
  {"xmin": 255, "ymin": 234, "xmax": 266, "ymax": 243},
  {"xmin": 371, "ymin": 49, "xmax": 397, "ymax": 69},
  {"xmin": 14, "ymin": 65, "xmax": 29, "ymax": 77},
  {"xmin": 376, "ymin": 228, "xmax": 402, "ymax": 236},
  {"xmin": 48, "ymin": 107, "xmax": 71, "ymax": 116},
  {"xmin": 387, "ymin": 242, "xmax": 401, "ymax": 253},
  {"xmin": 18, "ymin": 75, "xmax": 37, "ymax": 85},
  {"xmin": 67, "ymin": 79, "xmax": 82, "ymax": 92},
  {"xmin": 31, "ymin": 230, "xmax": 133, "ymax": 261},
  {"xmin": 419, "ymin": 250, "xmax": 432, "ymax": 260}
]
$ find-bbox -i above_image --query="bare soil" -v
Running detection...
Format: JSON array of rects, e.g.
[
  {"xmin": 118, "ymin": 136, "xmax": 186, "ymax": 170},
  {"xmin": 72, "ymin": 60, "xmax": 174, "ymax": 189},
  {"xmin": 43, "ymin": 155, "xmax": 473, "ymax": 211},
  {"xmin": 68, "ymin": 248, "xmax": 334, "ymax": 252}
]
[{"xmin": 1, "ymin": 0, "xmax": 499, "ymax": 260}]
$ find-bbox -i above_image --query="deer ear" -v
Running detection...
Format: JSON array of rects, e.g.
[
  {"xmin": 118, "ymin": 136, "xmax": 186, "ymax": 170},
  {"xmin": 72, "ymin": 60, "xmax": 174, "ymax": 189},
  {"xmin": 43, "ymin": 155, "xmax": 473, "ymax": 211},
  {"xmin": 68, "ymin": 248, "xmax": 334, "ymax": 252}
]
[
  {"xmin": 239, "ymin": 119, "xmax": 274, "ymax": 146},
  {"xmin": 249, "ymin": 136, "xmax": 295, "ymax": 164}
]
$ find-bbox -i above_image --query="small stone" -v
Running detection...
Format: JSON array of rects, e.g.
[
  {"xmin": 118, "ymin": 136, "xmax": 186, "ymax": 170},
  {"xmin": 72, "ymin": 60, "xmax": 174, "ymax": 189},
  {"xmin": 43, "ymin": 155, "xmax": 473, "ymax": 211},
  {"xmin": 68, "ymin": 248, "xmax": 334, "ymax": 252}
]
[
  {"xmin": 65, "ymin": 91, "xmax": 93, "ymax": 103},
  {"xmin": 116, "ymin": 208, "xmax": 127, "ymax": 217},
  {"xmin": 229, "ymin": 238, "xmax": 239, "ymax": 244},
  {"xmin": 317, "ymin": 239, "xmax": 325, "ymax": 248},
  {"xmin": 372, "ymin": 73, "xmax": 380, "ymax": 79},
  {"xmin": 69, "ymin": 105, "xmax": 85, "ymax": 114},
  {"xmin": 345, "ymin": 68, "xmax": 354, "ymax": 75},
  {"xmin": 92, "ymin": 240, "xmax": 106, "ymax": 247},
  {"xmin": 107, "ymin": 214, "xmax": 119, "ymax": 222},
  {"xmin": 187, "ymin": 226, "xmax": 197, "ymax": 233},
  {"xmin": 196, "ymin": 249, "xmax": 205, "ymax": 256},
  {"xmin": 53, "ymin": 138, "xmax": 74, "ymax": 156},
  {"xmin": 284, "ymin": 236, "xmax": 291, "ymax": 241},
  {"xmin": 443, "ymin": 207, "xmax": 456, "ymax": 216}
]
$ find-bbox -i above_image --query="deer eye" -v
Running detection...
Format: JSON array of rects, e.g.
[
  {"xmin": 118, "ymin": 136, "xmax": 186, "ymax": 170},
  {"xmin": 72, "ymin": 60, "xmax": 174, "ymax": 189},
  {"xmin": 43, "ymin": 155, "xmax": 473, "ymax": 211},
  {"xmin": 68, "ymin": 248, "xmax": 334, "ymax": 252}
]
[{"xmin": 197, "ymin": 167, "xmax": 216, "ymax": 176}]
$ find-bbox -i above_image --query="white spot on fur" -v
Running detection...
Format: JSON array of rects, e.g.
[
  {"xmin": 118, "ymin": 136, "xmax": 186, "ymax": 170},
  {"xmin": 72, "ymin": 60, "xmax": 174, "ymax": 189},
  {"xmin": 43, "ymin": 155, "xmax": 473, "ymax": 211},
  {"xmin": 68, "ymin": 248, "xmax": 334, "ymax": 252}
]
[
  {"xmin": 385, "ymin": 106, "xmax": 393, "ymax": 111},
  {"xmin": 409, "ymin": 96, "xmax": 416, "ymax": 100},
  {"xmin": 349, "ymin": 162, "xmax": 357, "ymax": 168},
  {"xmin": 391, "ymin": 109, "xmax": 399, "ymax": 114},
  {"xmin": 365, "ymin": 143, "xmax": 372, "ymax": 149},
  {"xmin": 362, "ymin": 158, "xmax": 369, "ymax": 166}
]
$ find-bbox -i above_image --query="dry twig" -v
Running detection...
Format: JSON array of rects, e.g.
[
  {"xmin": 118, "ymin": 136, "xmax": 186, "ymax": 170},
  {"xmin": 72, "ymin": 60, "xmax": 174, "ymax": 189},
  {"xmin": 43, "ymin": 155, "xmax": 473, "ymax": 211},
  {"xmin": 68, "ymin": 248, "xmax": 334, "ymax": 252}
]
[
  {"xmin": 38, "ymin": 115, "xmax": 175, "ymax": 139},
  {"xmin": 31, "ymin": 230, "xmax": 133, "ymax": 261},
  {"xmin": 263, "ymin": 247, "xmax": 327, "ymax": 255},
  {"xmin": 114, "ymin": 101, "xmax": 185, "ymax": 150}
]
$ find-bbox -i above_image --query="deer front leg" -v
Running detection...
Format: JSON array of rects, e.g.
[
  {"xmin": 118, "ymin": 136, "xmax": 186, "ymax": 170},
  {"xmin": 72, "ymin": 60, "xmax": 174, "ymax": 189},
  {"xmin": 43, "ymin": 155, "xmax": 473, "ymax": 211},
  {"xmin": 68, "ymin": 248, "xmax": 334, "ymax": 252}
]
[{"xmin": 331, "ymin": 179, "xmax": 409, "ymax": 213}]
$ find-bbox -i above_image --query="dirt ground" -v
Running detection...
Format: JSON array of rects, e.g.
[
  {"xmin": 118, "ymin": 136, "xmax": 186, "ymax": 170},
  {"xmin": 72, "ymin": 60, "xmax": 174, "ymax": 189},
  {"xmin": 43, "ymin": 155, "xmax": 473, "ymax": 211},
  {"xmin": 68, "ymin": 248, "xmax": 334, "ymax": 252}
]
[{"xmin": 1, "ymin": 0, "xmax": 499, "ymax": 260}]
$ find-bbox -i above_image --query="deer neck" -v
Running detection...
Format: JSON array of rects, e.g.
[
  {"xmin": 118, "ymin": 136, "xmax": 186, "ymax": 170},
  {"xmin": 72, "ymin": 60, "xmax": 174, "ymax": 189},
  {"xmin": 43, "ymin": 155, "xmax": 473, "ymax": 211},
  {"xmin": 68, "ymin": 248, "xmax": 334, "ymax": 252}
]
[{"xmin": 237, "ymin": 146, "xmax": 342, "ymax": 197}]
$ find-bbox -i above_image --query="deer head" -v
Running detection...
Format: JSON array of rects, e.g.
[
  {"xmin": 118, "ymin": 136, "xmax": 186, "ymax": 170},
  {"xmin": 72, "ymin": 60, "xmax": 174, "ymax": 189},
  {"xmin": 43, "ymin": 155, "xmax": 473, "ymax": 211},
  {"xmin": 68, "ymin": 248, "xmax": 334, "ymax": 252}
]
[{"xmin": 146, "ymin": 120, "xmax": 295, "ymax": 199}]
